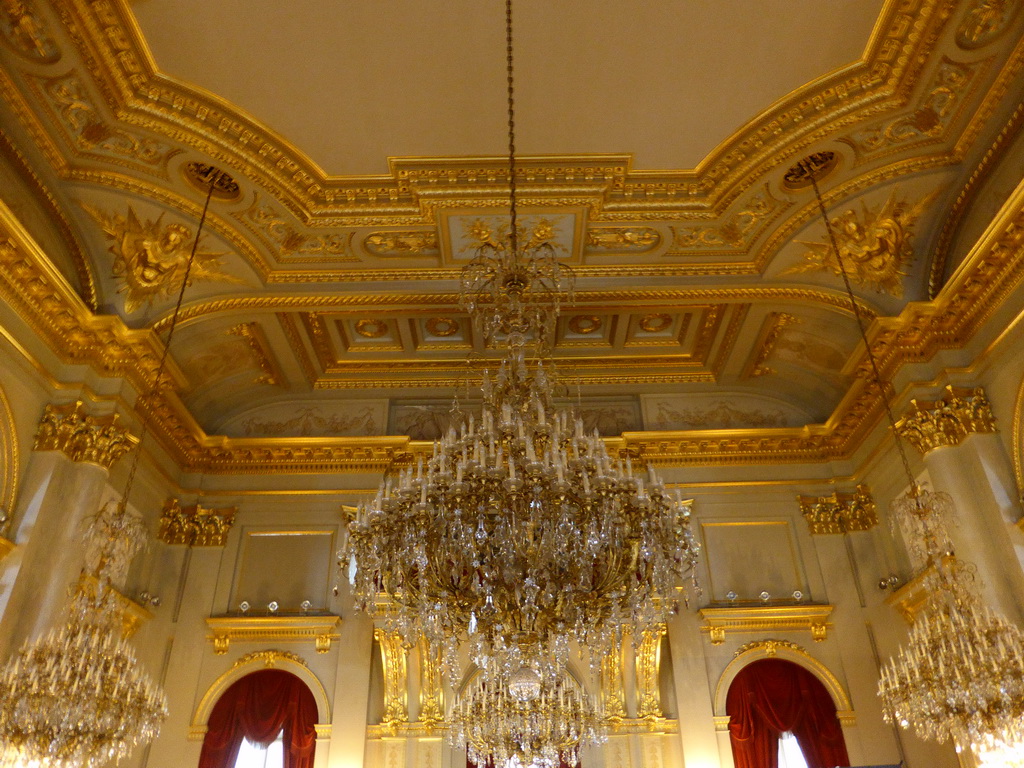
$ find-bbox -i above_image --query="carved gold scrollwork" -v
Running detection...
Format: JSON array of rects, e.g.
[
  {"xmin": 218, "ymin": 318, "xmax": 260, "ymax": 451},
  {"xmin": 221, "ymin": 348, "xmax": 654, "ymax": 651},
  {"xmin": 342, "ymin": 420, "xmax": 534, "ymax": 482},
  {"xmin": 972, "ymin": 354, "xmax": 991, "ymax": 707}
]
[
  {"xmin": 234, "ymin": 195, "xmax": 353, "ymax": 258},
  {"xmin": 798, "ymin": 484, "xmax": 878, "ymax": 535},
  {"xmin": 670, "ymin": 186, "xmax": 782, "ymax": 251},
  {"xmin": 417, "ymin": 638, "xmax": 444, "ymax": 725},
  {"xmin": 158, "ymin": 499, "xmax": 237, "ymax": 547},
  {"xmin": 33, "ymin": 401, "xmax": 136, "ymax": 469},
  {"xmin": 734, "ymin": 639, "xmax": 806, "ymax": 658},
  {"xmin": 746, "ymin": 312, "xmax": 801, "ymax": 378},
  {"xmin": 895, "ymin": 385, "xmax": 997, "ymax": 455},
  {"xmin": 636, "ymin": 624, "xmax": 666, "ymax": 719},
  {"xmin": 375, "ymin": 628, "xmax": 409, "ymax": 726},
  {"xmin": 364, "ymin": 230, "xmax": 439, "ymax": 257},
  {"xmin": 585, "ymin": 227, "xmax": 660, "ymax": 253}
]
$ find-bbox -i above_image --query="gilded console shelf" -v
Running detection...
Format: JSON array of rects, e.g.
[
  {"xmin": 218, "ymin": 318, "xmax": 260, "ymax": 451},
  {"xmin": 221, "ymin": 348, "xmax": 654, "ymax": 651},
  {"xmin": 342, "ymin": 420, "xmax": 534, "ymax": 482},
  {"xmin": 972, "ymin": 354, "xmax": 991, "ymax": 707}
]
[
  {"xmin": 699, "ymin": 605, "xmax": 834, "ymax": 645},
  {"xmin": 206, "ymin": 615, "xmax": 340, "ymax": 655}
]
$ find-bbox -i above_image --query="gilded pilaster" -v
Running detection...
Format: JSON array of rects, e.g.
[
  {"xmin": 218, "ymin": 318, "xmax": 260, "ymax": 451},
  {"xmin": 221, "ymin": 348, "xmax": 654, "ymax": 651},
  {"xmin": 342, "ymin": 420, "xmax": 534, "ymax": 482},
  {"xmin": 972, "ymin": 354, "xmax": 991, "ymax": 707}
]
[
  {"xmin": 157, "ymin": 499, "xmax": 237, "ymax": 547},
  {"xmin": 601, "ymin": 633, "xmax": 627, "ymax": 720},
  {"xmin": 636, "ymin": 624, "xmax": 666, "ymax": 719},
  {"xmin": 375, "ymin": 627, "xmax": 409, "ymax": 726},
  {"xmin": 895, "ymin": 386, "xmax": 997, "ymax": 455},
  {"xmin": 33, "ymin": 401, "xmax": 136, "ymax": 468},
  {"xmin": 417, "ymin": 638, "xmax": 443, "ymax": 725},
  {"xmin": 798, "ymin": 484, "xmax": 877, "ymax": 534}
]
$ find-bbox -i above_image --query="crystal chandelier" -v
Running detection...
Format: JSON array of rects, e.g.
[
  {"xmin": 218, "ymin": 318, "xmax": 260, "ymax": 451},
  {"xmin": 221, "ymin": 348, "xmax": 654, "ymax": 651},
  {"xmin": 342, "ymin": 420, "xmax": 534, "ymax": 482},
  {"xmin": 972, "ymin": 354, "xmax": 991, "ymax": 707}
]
[
  {"xmin": 0, "ymin": 171, "xmax": 225, "ymax": 767},
  {"xmin": 877, "ymin": 488, "xmax": 1024, "ymax": 759},
  {"xmin": 449, "ymin": 666, "xmax": 605, "ymax": 768},
  {"xmin": 0, "ymin": 505, "xmax": 168, "ymax": 768},
  {"xmin": 341, "ymin": 0, "xmax": 699, "ymax": 703},
  {"xmin": 800, "ymin": 161, "xmax": 1024, "ymax": 763}
]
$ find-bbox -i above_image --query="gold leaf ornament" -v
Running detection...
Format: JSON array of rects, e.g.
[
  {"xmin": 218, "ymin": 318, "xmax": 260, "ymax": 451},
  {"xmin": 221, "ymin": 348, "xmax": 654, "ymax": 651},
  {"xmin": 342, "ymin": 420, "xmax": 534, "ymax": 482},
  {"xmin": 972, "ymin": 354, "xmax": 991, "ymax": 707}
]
[{"xmin": 81, "ymin": 204, "xmax": 244, "ymax": 313}]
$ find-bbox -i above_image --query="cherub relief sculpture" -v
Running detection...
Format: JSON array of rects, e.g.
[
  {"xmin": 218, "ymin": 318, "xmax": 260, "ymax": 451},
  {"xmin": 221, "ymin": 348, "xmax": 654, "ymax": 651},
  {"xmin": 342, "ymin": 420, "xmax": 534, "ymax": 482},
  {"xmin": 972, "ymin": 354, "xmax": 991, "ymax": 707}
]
[
  {"xmin": 81, "ymin": 204, "xmax": 243, "ymax": 312},
  {"xmin": 785, "ymin": 188, "xmax": 939, "ymax": 297}
]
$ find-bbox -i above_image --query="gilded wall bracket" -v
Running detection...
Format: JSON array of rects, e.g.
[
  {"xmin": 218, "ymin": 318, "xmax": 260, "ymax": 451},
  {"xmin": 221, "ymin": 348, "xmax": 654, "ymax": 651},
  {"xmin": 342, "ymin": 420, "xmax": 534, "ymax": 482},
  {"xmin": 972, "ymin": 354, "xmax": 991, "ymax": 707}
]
[{"xmin": 798, "ymin": 484, "xmax": 878, "ymax": 535}]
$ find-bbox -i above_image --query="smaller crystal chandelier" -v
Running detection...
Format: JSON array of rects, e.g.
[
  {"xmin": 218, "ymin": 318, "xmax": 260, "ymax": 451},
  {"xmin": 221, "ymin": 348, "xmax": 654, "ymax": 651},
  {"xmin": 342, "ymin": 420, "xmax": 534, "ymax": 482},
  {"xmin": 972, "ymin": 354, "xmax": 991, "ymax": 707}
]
[
  {"xmin": 798, "ymin": 158, "xmax": 1024, "ymax": 764},
  {"xmin": 449, "ymin": 666, "xmax": 605, "ymax": 768},
  {"xmin": 877, "ymin": 488, "xmax": 1024, "ymax": 761},
  {"xmin": 0, "ymin": 505, "xmax": 168, "ymax": 768}
]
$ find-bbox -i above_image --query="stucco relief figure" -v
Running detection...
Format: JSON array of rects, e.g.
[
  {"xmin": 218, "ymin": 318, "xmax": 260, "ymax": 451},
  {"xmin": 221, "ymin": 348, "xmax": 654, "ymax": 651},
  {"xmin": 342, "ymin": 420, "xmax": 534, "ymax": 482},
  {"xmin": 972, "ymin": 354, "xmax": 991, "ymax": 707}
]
[
  {"xmin": 785, "ymin": 188, "xmax": 939, "ymax": 297},
  {"xmin": 82, "ymin": 204, "xmax": 243, "ymax": 313}
]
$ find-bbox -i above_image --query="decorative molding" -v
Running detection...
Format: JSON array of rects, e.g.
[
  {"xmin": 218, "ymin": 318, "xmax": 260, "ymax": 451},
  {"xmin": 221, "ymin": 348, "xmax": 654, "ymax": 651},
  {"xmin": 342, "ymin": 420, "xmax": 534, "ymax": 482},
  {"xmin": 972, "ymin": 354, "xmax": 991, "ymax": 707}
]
[
  {"xmin": 895, "ymin": 385, "xmax": 997, "ymax": 455},
  {"xmin": 798, "ymin": 484, "xmax": 878, "ymax": 535},
  {"xmin": 417, "ymin": 638, "xmax": 444, "ymax": 725},
  {"xmin": 734, "ymin": 639, "xmax": 807, "ymax": 658},
  {"xmin": 585, "ymin": 227, "xmax": 660, "ymax": 253},
  {"xmin": 77, "ymin": 573, "xmax": 152, "ymax": 638},
  {"xmin": 604, "ymin": 717, "xmax": 679, "ymax": 735},
  {"xmin": 636, "ymin": 624, "xmax": 666, "ymax": 719},
  {"xmin": 205, "ymin": 615, "xmax": 340, "ymax": 655},
  {"xmin": 363, "ymin": 230, "xmax": 438, "ymax": 257},
  {"xmin": 0, "ymin": 1, "xmax": 60, "ymax": 62},
  {"xmin": 601, "ymin": 632, "xmax": 627, "ymax": 720},
  {"xmin": 157, "ymin": 499, "xmax": 236, "ymax": 547},
  {"xmin": 234, "ymin": 194, "xmax": 353, "ymax": 259},
  {"xmin": 746, "ymin": 312, "xmax": 801, "ymax": 378},
  {"xmin": 699, "ymin": 605, "xmax": 834, "ymax": 645},
  {"xmin": 33, "ymin": 401, "xmax": 136, "ymax": 468},
  {"xmin": 956, "ymin": 0, "xmax": 1019, "ymax": 49},
  {"xmin": 374, "ymin": 627, "xmax": 409, "ymax": 726},
  {"xmin": 229, "ymin": 322, "xmax": 284, "ymax": 386}
]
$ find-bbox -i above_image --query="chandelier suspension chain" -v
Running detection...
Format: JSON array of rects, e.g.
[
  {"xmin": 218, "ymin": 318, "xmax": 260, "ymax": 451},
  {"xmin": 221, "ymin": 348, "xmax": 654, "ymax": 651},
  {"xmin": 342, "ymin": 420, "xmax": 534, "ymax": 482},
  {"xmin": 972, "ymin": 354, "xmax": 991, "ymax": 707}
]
[
  {"xmin": 505, "ymin": 0, "xmax": 518, "ymax": 257},
  {"xmin": 807, "ymin": 171, "xmax": 919, "ymax": 495},
  {"xmin": 116, "ymin": 177, "xmax": 217, "ymax": 516}
]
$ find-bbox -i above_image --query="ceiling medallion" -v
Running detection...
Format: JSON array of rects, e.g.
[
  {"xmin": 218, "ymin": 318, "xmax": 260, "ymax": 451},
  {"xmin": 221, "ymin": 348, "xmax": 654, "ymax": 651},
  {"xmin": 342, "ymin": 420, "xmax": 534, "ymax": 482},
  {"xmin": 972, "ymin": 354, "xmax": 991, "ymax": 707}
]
[
  {"xmin": 425, "ymin": 317, "xmax": 459, "ymax": 337},
  {"xmin": 782, "ymin": 151, "xmax": 840, "ymax": 190},
  {"xmin": 567, "ymin": 315, "xmax": 602, "ymax": 334},
  {"xmin": 354, "ymin": 319, "xmax": 389, "ymax": 338},
  {"xmin": 182, "ymin": 162, "xmax": 241, "ymax": 201},
  {"xmin": 638, "ymin": 313, "xmax": 672, "ymax": 333}
]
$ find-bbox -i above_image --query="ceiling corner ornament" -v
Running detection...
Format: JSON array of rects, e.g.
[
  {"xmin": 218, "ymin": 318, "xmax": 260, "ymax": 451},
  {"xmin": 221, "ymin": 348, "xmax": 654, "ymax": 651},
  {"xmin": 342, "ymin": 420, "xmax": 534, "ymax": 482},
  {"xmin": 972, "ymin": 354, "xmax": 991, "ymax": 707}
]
[
  {"xmin": 33, "ymin": 401, "xmax": 137, "ymax": 468},
  {"xmin": 36, "ymin": 73, "xmax": 176, "ymax": 168},
  {"xmin": 80, "ymin": 203, "xmax": 244, "ymax": 313},
  {"xmin": 798, "ymin": 484, "xmax": 878, "ymax": 535},
  {"xmin": 956, "ymin": 0, "xmax": 1016, "ymax": 49},
  {"xmin": 157, "ymin": 499, "xmax": 236, "ymax": 547},
  {"xmin": 895, "ymin": 385, "xmax": 997, "ymax": 455},
  {"xmin": 841, "ymin": 58, "xmax": 982, "ymax": 159},
  {"xmin": 228, "ymin": 322, "xmax": 284, "ymax": 386},
  {"xmin": 182, "ymin": 162, "xmax": 241, "ymax": 201},
  {"xmin": 0, "ymin": 1, "xmax": 60, "ymax": 63},
  {"xmin": 785, "ymin": 187, "xmax": 940, "ymax": 297}
]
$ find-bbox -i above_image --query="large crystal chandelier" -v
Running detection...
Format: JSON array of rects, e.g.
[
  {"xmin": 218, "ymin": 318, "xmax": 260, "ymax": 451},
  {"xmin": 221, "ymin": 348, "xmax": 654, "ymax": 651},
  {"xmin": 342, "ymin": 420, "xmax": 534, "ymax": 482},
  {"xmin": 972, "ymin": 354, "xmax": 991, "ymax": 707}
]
[
  {"xmin": 877, "ymin": 488, "xmax": 1024, "ymax": 762},
  {"xmin": 449, "ymin": 666, "xmax": 605, "ymax": 768},
  {"xmin": 342, "ymin": 0, "xmax": 699, "ymax": 703},
  {"xmin": 799, "ymin": 160, "xmax": 1024, "ymax": 764},
  {"xmin": 0, "ymin": 504, "xmax": 168, "ymax": 768}
]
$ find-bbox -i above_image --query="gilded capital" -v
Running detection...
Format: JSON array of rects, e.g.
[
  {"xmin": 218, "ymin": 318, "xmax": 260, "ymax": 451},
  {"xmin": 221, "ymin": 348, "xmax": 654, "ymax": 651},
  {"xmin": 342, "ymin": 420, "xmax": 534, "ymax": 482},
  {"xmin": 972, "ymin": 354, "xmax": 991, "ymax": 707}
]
[
  {"xmin": 798, "ymin": 484, "xmax": 877, "ymax": 535},
  {"xmin": 158, "ymin": 499, "xmax": 237, "ymax": 547},
  {"xmin": 33, "ymin": 401, "xmax": 137, "ymax": 469},
  {"xmin": 896, "ymin": 386, "xmax": 997, "ymax": 455}
]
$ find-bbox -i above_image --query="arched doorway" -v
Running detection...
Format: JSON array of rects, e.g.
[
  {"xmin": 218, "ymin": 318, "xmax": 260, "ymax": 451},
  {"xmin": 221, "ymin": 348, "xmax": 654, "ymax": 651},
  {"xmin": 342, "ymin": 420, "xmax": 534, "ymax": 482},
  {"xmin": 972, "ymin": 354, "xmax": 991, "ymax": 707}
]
[
  {"xmin": 726, "ymin": 658, "xmax": 850, "ymax": 768},
  {"xmin": 198, "ymin": 669, "xmax": 319, "ymax": 768}
]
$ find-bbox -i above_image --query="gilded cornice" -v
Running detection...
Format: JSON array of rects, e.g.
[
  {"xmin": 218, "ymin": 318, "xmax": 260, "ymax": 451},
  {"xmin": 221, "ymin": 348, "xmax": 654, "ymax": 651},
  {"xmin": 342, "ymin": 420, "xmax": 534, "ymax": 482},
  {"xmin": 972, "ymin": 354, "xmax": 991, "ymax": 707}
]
[
  {"xmin": 205, "ymin": 615, "xmax": 341, "ymax": 655},
  {"xmin": 1, "ymin": 153, "xmax": 1023, "ymax": 472},
  {"xmin": 798, "ymin": 484, "xmax": 878, "ymax": 535},
  {"xmin": 699, "ymin": 604, "xmax": 834, "ymax": 645},
  {"xmin": 895, "ymin": 385, "xmax": 997, "ymax": 454},
  {"xmin": 48, "ymin": 0, "xmax": 951, "ymax": 220},
  {"xmin": 157, "ymin": 498, "xmax": 236, "ymax": 546},
  {"xmin": 33, "ymin": 400, "xmax": 137, "ymax": 468}
]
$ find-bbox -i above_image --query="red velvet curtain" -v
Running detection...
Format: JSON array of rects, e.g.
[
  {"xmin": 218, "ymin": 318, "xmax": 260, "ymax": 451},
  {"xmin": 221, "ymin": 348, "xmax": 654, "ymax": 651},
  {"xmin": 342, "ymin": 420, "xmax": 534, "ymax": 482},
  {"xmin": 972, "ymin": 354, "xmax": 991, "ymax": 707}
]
[
  {"xmin": 726, "ymin": 659, "xmax": 849, "ymax": 768},
  {"xmin": 199, "ymin": 669, "xmax": 318, "ymax": 768}
]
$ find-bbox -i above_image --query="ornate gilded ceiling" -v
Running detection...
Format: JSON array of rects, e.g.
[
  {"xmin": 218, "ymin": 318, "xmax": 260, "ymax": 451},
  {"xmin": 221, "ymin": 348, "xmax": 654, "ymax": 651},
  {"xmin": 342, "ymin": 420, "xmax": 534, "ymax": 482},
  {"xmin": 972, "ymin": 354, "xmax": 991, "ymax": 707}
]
[{"xmin": 1, "ymin": 0, "xmax": 1024, "ymax": 471}]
